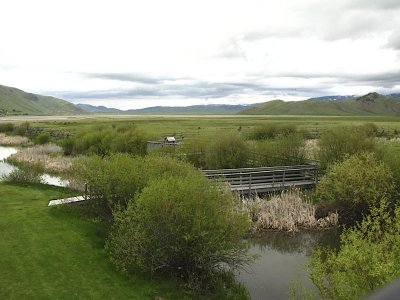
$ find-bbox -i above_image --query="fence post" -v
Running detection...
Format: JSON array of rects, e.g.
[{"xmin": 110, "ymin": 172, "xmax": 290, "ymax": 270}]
[
  {"xmin": 248, "ymin": 173, "xmax": 252, "ymax": 196},
  {"xmin": 84, "ymin": 182, "xmax": 88, "ymax": 201}
]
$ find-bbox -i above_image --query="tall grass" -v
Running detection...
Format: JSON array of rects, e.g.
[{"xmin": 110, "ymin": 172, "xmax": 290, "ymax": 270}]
[
  {"xmin": 244, "ymin": 189, "xmax": 338, "ymax": 232},
  {"xmin": 8, "ymin": 143, "xmax": 74, "ymax": 173},
  {"xmin": 0, "ymin": 133, "xmax": 31, "ymax": 146}
]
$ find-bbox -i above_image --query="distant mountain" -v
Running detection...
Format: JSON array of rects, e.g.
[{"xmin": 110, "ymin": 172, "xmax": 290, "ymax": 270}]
[
  {"xmin": 76, "ymin": 103, "xmax": 122, "ymax": 113},
  {"xmin": 127, "ymin": 104, "xmax": 250, "ymax": 115},
  {"xmin": 308, "ymin": 95, "xmax": 357, "ymax": 101},
  {"xmin": 388, "ymin": 93, "xmax": 400, "ymax": 98},
  {"xmin": 239, "ymin": 92, "xmax": 400, "ymax": 116},
  {"xmin": 0, "ymin": 84, "xmax": 84, "ymax": 115}
]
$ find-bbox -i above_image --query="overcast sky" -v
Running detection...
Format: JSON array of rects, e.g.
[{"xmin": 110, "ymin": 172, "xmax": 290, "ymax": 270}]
[{"xmin": 1, "ymin": 0, "xmax": 400, "ymax": 109}]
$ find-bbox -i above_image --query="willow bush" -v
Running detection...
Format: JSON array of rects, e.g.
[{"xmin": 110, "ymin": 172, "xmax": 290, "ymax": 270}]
[
  {"xmin": 316, "ymin": 152, "xmax": 395, "ymax": 222},
  {"xmin": 106, "ymin": 174, "xmax": 251, "ymax": 292},
  {"xmin": 308, "ymin": 200, "xmax": 400, "ymax": 300}
]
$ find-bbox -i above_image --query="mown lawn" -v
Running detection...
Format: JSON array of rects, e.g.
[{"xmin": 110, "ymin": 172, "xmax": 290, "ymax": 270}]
[{"xmin": 0, "ymin": 183, "xmax": 195, "ymax": 299}]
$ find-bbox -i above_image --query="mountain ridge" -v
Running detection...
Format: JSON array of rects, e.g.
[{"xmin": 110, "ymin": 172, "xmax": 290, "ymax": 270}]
[
  {"xmin": 238, "ymin": 92, "xmax": 400, "ymax": 116},
  {"xmin": 0, "ymin": 84, "xmax": 84, "ymax": 115}
]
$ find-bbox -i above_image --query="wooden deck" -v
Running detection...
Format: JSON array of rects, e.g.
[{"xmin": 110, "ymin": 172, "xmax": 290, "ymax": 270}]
[{"xmin": 203, "ymin": 164, "xmax": 317, "ymax": 195}]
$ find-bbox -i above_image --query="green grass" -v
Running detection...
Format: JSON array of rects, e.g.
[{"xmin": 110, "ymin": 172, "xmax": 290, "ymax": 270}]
[
  {"xmin": 0, "ymin": 183, "xmax": 195, "ymax": 299},
  {"xmin": 25, "ymin": 115, "xmax": 400, "ymax": 139}
]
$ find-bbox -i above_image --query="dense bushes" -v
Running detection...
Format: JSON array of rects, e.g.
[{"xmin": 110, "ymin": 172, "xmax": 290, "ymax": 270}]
[
  {"xmin": 309, "ymin": 200, "xmax": 400, "ymax": 300},
  {"xmin": 246, "ymin": 124, "xmax": 297, "ymax": 140},
  {"xmin": 62, "ymin": 124, "xmax": 148, "ymax": 157},
  {"xmin": 106, "ymin": 174, "xmax": 251, "ymax": 291},
  {"xmin": 318, "ymin": 125, "xmax": 381, "ymax": 170},
  {"xmin": 256, "ymin": 132, "xmax": 306, "ymax": 166},
  {"xmin": 72, "ymin": 154, "xmax": 199, "ymax": 217},
  {"xmin": 180, "ymin": 131, "xmax": 249, "ymax": 169},
  {"xmin": 0, "ymin": 123, "xmax": 14, "ymax": 133},
  {"xmin": 205, "ymin": 131, "xmax": 249, "ymax": 169},
  {"xmin": 316, "ymin": 153, "xmax": 395, "ymax": 221}
]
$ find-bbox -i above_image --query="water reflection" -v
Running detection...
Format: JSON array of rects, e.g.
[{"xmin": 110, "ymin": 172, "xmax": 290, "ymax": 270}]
[{"xmin": 238, "ymin": 229, "xmax": 340, "ymax": 300}]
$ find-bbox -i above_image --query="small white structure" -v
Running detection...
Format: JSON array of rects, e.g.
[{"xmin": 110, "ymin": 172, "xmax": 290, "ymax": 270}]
[{"xmin": 165, "ymin": 136, "xmax": 176, "ymax": 143}]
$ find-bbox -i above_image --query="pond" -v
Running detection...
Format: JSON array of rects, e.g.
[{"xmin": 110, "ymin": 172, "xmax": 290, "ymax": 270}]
[
  {"xmin": 237, "ymin": 229, "xmax": 341, "ymax": 300},
  {"xmin": 0, "ymin": 146, "xmax": 69, "ymax": 187}
]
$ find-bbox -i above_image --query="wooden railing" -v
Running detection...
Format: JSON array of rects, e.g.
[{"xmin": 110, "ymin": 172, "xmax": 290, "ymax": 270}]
[{"xmin": 203, "ymin": 164, "xmax": 317, "ymax": 195}]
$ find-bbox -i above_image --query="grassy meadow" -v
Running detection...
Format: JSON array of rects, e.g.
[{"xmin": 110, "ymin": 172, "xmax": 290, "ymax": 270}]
[
  {"xmin": 0, "ymin": 183, "xmax": 195, "ymax": 300},
  {"xmin": 3, "ymin": 114, "xmax": 400, "ymax": 138}
]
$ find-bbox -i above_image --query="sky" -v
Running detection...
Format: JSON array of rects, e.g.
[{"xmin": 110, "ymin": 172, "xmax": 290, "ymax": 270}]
[{"xmin": 0, "ymin": 0, "xmax": 400, "ymax": 110}]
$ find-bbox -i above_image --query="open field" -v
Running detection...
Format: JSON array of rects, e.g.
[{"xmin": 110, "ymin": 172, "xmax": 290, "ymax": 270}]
[
  {"xmin": 2, "ymin": 114, "xmax": 400, "ymax": 138},
  {"xmin": 0, "ymin": 183, "xmax": 195, "ymax": 300}
]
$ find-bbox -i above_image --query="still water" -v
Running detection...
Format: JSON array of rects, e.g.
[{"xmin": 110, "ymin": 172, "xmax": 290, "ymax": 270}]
[
  {"xmin": 0, "ymin": 146, "xmax": 68, "ymax": 187},
  {"xmin": 237, "ymin": 230, "xmax": 340, "ymax": 300}
]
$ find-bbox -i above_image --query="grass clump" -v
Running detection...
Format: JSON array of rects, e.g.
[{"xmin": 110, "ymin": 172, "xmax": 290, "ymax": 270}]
[{"xmin": 244, "ymin": 189, "xmax": 338, "ymax": 232}]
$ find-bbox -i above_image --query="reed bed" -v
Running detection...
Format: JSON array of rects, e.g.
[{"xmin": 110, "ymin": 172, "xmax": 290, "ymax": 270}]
[
  {"xmin": 0, "ymin": 133, "xmax": 31, "ymax": 146},
  {"xmin": 244, "ymin": 189, "xmax": 338, "ymax": 232},
  {"xmin": 9, "ymin": 143, "xmax": 74, "ymax": 173}
]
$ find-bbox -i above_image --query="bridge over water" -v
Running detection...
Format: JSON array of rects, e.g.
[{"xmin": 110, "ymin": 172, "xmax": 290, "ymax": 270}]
[{"xmin": 203, "ymin": 164, "xmax": 318, "ymax": 195}]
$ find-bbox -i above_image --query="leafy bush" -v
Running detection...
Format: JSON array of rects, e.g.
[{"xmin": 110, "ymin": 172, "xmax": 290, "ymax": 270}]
[
  {"xmin": 14, "ymin": 122, "xmax": 30, "ymax": 136},
  {"xmin": 72, "ymin": 154, "xmax": 198, "ymax": 217},
  {"xmin": 205, "ymin": 131, "xmax": 249, "ymax": 169},
  {"xmin": 246, "ymin": 124, "xmax": 297, "ymax": 140},
  {"xmin": 106, "ymin": 174, "xmax": 251, "ymax": 292},
  {"xmin": 382, "ymin": 143, "xmax": 400, "ymax": 193},
  {"xmin": 0, "ymin": 123, "xmax": 14, "ymax": 133},
  {"xmin": 318, "ymin": 126, "xmax": 381, "ymax": 170},
  {"xmin": 316, "ymin": 153, "xmax": 395, "ymax": 222},
  {"xmin": 256, "ymin": 132, "xmax": 306, "ymax": 166},
  {"xmin": 62, "ymin": 124, "xmax": 149, "ymax": 157},
  {"xmin": 308, "ymin": 200, "xmax": 400, "ymax": 300},
  {"xmin": 2, "ymin": 162, "xmax": 44, "ymax": 184},
  {"xmin": 34, "ymin": 132, "xmax": 51, "ymax": 145},
  {"xmin": 179, "ymin": 135, "xmax": 209, "ymax": 168}
]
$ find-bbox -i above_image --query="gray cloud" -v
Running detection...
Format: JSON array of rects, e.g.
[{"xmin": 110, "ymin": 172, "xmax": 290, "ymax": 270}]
[
  {"xmin": 81, "ymin": 72, "xmax": 180, "ymax": 84},
  {"xmin": 387, "ymin": 31, "xmax": 400, "ymax": 50},
  {"xmin": 53, "ymin": 69, "xmax": 400, "ymax": 103}
]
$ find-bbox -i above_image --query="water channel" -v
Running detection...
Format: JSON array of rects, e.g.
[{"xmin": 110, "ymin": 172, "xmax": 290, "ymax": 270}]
[
  {"xmin": 237, "ymin": 229, "xmax": 340, "ymax": 299},
  {"xmin": 0, "ymin": 146, "xmax": 68, "ymax": 187}
]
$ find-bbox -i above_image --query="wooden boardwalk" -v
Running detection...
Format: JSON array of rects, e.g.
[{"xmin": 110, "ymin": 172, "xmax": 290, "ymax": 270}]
[{"xmin": 203, "ymin": 164, "xmax": 317, "ymax": 195}]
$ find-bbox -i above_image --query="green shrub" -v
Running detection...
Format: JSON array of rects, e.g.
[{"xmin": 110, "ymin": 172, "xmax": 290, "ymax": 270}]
[
  {"xmin": 63, "ymin": 125, "xmax": 148, "ymax": 157},
  {"xmin": 256, "ymin": 132, "xmax": 306, "ymax": 166},
  {"xmin": 0, "ymin": 123, "xmax": 14, "ymax": 133},
  {"xmin": 2, "ymin": 162, "xmax": 44, "ymax": 184},
  {"xmin": 14, "ymin": 122, "xmax": 30, "ymax": 136},
  {"xmin": 382, "ymin": 143, "xmax": 400, "ymax": 193},
  {"xmin": 246, "ymin": 124, "xmax": 297, "ymax": 140},
  {"xmin": 316, "ymin": 153, "xmax": 395, "ymax": 222},
  {"xmin": 205, "ymin": 131, "xmax": 249, "ymax": 169},
  {"xmin": 72, "ymin": 154, "xmax": 198, "ymax": 217},
  {"xmin": 34, "ymin": 132, "xmax": 51, "ymax": 145},
  {"xmin": 180, "ymin": 135, "xmax": 209, "ymax": 168},
  {"xmin": 106, "ymin": 174, "xmax": 251, "ymax": 292},
  {"xmin": 318, "ymin": 126, "xmax": 380, "ymax": 170},
  {"xmin": 308, "ymin": 200, "xmax": 400, "ymax": 300}
]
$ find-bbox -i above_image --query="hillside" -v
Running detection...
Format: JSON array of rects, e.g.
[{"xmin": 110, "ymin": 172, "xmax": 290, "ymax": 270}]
[
  {"xmin": 75, "ymin": 103, "xmax": 122, "ymax": 113},
  {"xmin": 76, "ymin": 103, "xmax": 251, "ymax": 115},
  {"xmin": 239, "ymin": 93, "xmax": 400, "ymax": 116},
  {"xmin": 0, "ymin": 85, "xmax": 84, "ymax": 115},
  {"xmin": 128, "ymin": 104, "xmax": 250, "ymax": 115}
]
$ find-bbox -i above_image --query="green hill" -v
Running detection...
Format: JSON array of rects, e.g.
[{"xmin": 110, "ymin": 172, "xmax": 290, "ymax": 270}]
[
  {"xmin": 238, "ymin": 93, "xmax": 400, "ymax": 116},
  {"xmin": 0, "ymin": 84, "xmax": 84, "ymax": 115}
]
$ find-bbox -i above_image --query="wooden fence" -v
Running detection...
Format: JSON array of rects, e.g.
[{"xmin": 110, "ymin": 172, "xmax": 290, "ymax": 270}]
[{"xmin": 203, "ymin": 164, "xmax": 317, "ymax": 195}]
